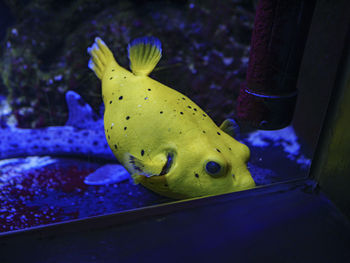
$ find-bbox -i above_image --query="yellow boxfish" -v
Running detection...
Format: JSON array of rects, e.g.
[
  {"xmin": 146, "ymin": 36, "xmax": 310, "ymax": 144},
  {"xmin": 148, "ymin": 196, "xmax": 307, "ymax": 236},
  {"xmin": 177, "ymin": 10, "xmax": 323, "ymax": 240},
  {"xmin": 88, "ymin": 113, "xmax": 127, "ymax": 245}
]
[{"xmin": 87, "ymin": 36, "xmax": 255, "ymax": 199}]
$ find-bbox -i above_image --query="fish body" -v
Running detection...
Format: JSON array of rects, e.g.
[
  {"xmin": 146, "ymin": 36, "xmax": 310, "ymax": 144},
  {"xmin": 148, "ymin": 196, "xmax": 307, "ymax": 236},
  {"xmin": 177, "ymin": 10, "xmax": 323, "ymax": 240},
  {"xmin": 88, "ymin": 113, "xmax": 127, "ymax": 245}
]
[{"xmin": 88, "ymin": 37, "xmax": 255, "ymax": 198}]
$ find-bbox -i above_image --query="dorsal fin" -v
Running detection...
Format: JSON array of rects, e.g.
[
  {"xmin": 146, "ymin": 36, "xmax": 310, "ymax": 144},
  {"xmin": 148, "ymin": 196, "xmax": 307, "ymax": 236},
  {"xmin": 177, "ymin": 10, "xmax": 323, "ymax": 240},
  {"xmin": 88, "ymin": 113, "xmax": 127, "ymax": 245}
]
[
  {"xmin": 65, "ymin": 90, "xmax": 103, "ymax": 129},
  {"xmin": 127, "ymin": 36, "xmax": 162, "ymax": 76}
]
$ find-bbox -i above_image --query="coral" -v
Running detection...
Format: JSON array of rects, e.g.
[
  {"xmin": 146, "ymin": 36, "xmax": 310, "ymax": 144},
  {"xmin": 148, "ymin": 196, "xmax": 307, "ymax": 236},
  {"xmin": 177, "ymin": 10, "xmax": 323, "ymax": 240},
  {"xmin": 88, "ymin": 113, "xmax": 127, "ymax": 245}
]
[{"xmin": 0, "ymin": 0, "xmax": 254, "ymax": 128}]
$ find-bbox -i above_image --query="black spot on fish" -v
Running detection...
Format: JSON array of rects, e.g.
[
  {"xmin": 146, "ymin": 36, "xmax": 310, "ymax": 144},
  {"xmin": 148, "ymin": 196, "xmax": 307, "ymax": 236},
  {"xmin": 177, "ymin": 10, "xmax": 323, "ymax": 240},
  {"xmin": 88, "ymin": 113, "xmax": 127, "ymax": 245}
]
[
  {"xmin": 112, "ymin": 69, "xmax": 115, "ymax": 71},
  {"xmin": 124, "ymin": 127, "xmax": 127, "ymax": 130},
  {"xmin": 160, "ymin": 111, "xmax": 163, "ymax": 114},
  {"xmin": 180, "ymin": 112, "xmax": 184, "ymax": 115},
  {"xmin": 194, "ymin": 108, "xmax": 197, "ymax": 111},
  {"xmin": 202, "ymin": 130, "xmax": 206, "ymax": 133},
  {"xmin": 182, "ymin": 97, "xmax": 186, "ymax": 100},
  {"xmin": 110, "ymin": 77, "xmax": 113, "ymax": 80},
  {"xmin": 193, "ymin": 113, "xmax": 195, "ymax": 115},
  {"xmin": 216, "ymin": 148, "xmax": 221, "ymax": 153},
  {"xmin": 187, "ymin": 106, "xmax": 192, "ymax": 109},
  {"xmin": 229, "ymin": 147, "xmax": 232, "ymax": 151},
  {"xmin": 141, "ymin": 150, "xmax": 145, "ymax": 156},
  {"xmin": 179, "ymin": 131, "xmax": 182, "ymax": 134},
  {"xmin": 195, "ymin": 173, "xmax": 199, "ymax": 178},
  {"xmin": 93, "ymin": 141, "xmax": 98, "ymax": 146},
  {"xmin": 124, "ymin": 76, "xmax": 126, "ymax": 79},
  {"xmin": 126, "ymin": 116, "xmax": 130, "ymax": 120},
  {"xmin": 111, "ymin": 126, "xmax": 113, "ymax": 130},
  {"xmin": 114, "ymin": 144, "xmax": 118, "ymax": 150},
  {"xmin": 112, "ymin": 92, "xmax": 115, "ymax": 95},
  {"xmin": 148, "ymin": 88, "xmax": 151, "ymax": 91},
  {"xmin": 109, "ymin": 101, "xmax": 112, "ymax": 104},
  {"xmin": 108, "ymin": 135, "xmax": 110, "ymax": 140},
  {"xmin": 164, "ymin": 184, "xmax": 168, "ymax": 187},
  {"xmin": 119, "ymin": 96, "xmax": 123, "ymax": 100},
  {"xmin": 203, "ymin": 114, "xmax": 207, "ymax": 117},
  {"xmin": 217, "ymin": 132, "xmax": 221, "ymax": 135}
]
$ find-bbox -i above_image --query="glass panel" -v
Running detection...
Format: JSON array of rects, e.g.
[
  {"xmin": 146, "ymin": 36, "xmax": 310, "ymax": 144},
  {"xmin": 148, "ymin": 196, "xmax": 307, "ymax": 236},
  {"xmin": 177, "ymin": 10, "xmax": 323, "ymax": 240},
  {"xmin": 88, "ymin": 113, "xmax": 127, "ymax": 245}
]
[{"xmin": 0, "ymin": 0, "xmax": 316, "ymax": 233}]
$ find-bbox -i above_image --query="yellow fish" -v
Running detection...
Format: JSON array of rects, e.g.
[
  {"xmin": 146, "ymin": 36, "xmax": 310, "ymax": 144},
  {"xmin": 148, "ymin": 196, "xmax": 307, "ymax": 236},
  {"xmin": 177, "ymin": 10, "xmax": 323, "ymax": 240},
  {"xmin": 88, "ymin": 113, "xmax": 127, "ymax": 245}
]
[{"xmin": 87, "ymin": 36, "xmax": 255, "ymax": 199}]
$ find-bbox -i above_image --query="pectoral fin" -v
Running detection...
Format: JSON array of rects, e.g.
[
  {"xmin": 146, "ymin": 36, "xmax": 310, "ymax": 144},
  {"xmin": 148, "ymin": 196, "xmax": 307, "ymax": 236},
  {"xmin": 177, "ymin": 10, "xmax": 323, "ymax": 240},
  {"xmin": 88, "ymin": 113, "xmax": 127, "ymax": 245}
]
[
  {"xmin": 220, "ymin": 118, "xmax": 240, "ymax": 138},
  {"xmin": 123, "ymin": 153, "xmax": 168, "ymax": 184}
]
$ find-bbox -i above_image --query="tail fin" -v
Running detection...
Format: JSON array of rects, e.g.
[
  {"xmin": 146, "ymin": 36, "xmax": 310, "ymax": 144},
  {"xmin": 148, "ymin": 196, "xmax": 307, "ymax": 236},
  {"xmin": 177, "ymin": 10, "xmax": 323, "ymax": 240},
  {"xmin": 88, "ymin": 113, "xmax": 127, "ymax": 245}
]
[{"xmin": 87, "ymin": 37, "xmax": 115, "ymax": 79}]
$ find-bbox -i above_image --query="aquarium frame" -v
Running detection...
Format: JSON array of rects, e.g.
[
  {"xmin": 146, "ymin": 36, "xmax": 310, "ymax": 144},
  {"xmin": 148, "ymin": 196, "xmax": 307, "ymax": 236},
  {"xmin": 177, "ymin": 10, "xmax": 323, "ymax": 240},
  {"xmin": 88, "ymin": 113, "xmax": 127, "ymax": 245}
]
[
  {"xmin": 293, "ymin": 0, "xmax": 350, "ymax": 218},
  {"xmin": 0, "ymin": 178, "xmax": 327, "ymax": 239},
  {"xmin": 1, "ymin": 177, "xmax": 350, "ymax": 262},
  {"xmin": 1, "ymin": 1, "xmax": 350, "ymax": 261}
]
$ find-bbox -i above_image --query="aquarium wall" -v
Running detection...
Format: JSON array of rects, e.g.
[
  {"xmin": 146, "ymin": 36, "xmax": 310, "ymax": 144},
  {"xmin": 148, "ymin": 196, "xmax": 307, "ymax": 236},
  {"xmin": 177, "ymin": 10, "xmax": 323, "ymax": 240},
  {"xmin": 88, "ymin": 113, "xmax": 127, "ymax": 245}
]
[{"xmin": 0, "ymin": 0, "xmax": 317, "ymax": 233}]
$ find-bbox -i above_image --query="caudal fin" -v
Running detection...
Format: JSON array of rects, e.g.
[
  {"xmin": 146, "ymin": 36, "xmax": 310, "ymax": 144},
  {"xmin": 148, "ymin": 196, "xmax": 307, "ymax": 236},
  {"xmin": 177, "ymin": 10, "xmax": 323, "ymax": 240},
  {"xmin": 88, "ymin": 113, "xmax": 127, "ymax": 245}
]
[{"xmin": 87, "ymin": 37, "xmax": 115, "ymax": 79}]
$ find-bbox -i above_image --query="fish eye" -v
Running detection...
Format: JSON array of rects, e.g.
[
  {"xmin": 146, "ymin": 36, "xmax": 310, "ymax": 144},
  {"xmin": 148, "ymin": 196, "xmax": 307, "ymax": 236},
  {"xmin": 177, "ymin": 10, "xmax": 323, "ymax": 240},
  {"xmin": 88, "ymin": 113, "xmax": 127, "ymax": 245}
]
[{"xmin": 205, "ymin": 161, "xmax": 222, "ymax": 177}]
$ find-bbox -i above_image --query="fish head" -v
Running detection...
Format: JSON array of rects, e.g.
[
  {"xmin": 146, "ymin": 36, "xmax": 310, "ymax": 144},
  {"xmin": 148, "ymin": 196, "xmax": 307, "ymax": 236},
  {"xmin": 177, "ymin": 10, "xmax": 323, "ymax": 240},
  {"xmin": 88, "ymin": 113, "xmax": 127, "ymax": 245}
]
[{"xmin": 139, "ymin": 135, "xmax": 255, "ymax": 199}]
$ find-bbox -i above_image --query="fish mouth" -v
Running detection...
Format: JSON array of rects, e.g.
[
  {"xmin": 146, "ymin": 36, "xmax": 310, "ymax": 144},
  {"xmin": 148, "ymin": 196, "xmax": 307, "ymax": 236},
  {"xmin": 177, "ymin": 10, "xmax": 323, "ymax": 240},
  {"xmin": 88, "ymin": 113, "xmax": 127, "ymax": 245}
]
[{"xmin": 159, "ymin": 152, "xmax": 174, "ymax": 176}]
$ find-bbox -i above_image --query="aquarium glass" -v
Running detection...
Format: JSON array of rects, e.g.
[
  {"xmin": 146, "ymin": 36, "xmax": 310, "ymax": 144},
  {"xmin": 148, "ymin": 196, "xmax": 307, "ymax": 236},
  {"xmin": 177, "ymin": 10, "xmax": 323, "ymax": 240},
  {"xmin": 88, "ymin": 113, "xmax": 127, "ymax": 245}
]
[{"xmin": 0, "ymin": 0, "xmax": 312, "ymax": 233}]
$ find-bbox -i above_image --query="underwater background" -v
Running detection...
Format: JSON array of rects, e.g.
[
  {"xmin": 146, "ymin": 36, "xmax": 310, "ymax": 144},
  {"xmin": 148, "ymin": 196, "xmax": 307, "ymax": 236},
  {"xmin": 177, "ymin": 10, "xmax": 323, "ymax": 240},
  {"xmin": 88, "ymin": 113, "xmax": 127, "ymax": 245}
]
[
  {"xmin": 0, "ymin": 0, "xmax": 310, "ymax": 233},
  {"xmin": 0, "ymin": 0, "xmax": 254, "ymax": 128}
]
